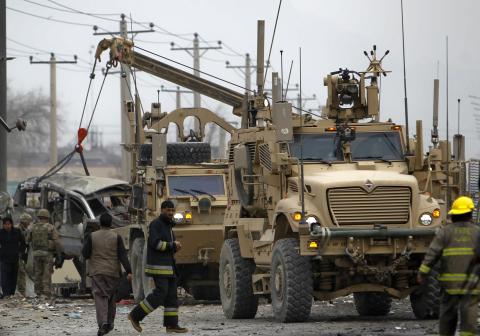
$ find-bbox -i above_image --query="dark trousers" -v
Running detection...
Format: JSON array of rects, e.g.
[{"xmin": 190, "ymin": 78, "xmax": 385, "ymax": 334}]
[
  {"xmin": 439, "ymin": 292, "xmax": 478, "ymax": 336},
  {"xmin": 91, "ymin": 275, "xmax": 120, "ymax": 328},
  {"xmin": 130, "ymin": 276, "xmax": 178, "ymax": 327},
  {"xmin": 1, "ymin": 261, "xmax": 19, "ymax": 296}
]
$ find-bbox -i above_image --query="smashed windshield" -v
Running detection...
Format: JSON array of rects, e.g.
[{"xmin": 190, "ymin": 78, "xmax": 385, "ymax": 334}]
[
  {"xmin": 289, "ymin": 131, "xmax": 404, "ymax": 162},
  {"xmin": 168, "ymin": 175, "xmax": 225, "ymax": 196},
  {"xmin": 351, "ymin": 132, "xmax": 404, "ymax": 161},
  {"xmin": 289, "ymin": 133, "xmax": 342, "ymax": 162}
]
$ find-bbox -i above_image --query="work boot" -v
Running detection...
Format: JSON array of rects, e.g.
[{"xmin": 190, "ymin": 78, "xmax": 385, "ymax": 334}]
[
  {"xmin": 166, "ymin": 325, "xmax": 189, "ymax": 333},
  {"xmin": 106, "ymin": 323, "xmax": 114, "ymax": 333},
  {"xmin": 97, "ymin": 323, "xmax": 110, "ymax": 336},
  {"xmin": 128, "ymin": 313, "xmax": 142, "ymax": 333}
]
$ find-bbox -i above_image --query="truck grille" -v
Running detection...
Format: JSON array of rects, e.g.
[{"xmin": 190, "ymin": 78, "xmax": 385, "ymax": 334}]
[{"xmin": 328, "ymin": 186, "xmax": 411, "ymax": 225}]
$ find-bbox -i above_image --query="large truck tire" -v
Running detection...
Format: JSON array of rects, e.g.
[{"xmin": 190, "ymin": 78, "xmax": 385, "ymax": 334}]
[
  {"xmin": 219, "ymin": 239, "xmax": 258, "ymax": 319},
  {"xmin": 410, "ymin": 270, "xmax": 440, "ymax": 319},
  {"xmin": 190, "ymin": 285, "xmax": 220, "ymax": 301},
  {"xmin": 130, "ymin": 238, "xmax": 145, "ymax": 303},
  {"xmin": 353, "ymin": 292, "xmax": 392, "ymax": 316},
  {"xmin": 167, "ymin": 143, "xmax": 211, "ymax": 165},
  {"xmin": 270, "ymin": 238, "xmax": 313, "ymax": 322}
]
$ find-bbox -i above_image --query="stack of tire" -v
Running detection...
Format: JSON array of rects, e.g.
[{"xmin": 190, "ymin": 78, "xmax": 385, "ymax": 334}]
[{"xmin": 139, "ymin": 142, "xmax": 211, "ymax": 166}]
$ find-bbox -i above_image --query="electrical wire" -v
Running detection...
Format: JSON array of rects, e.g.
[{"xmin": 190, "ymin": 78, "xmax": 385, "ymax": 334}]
[
  {"xmin": 23, "ymin": 0, "xmax": 120, "ymax": 16},
  {"xmin": 264, "ymin": 0, "xmax": 283, "ymax": 85},
  {"xmin": 46, "ymin": 0, "xmax": 120, "ymax": 22},
  {"xmin": 7, "ymin": 6, "xmax": 93, "ymax": 27},
  {"xmin": 134, "ymin": 45, "xmax": 254, "ymax": 94}
]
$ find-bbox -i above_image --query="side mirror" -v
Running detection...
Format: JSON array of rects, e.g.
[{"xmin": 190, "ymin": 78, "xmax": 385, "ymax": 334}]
[
  {"xmin": 152, "ymin": 133, "xmax": 167, "ymax": 168},
  {"xmin": 272, "ymin": 102, "xmax": 293, "ymax": 142},
  {"xmin": 131, "ymin": 184, "xmax": 144, "ymax": 209}
]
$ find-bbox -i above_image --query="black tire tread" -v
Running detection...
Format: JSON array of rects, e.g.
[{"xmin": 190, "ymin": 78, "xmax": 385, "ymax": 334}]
[
  {"xmin": 410, "ymin": 269, "xmax": 440, "ymax": 319},
  {"xmin": 271, "ymin": 238, "xmax": 313, "ymax": 322},
  {"xmin": 354, "ymin": 292, "xmax": 392, "ymax": 316},
  {"xmin": 220, "ymin": 238, "xmax": 258, "ymax": 319},
  {"xmin": 130, "ymin": 238, "xmax": 145, "ymax": 303},
  {"xmin": 167, "ymin": 143, "xmax": 211, "ymax": 165}
]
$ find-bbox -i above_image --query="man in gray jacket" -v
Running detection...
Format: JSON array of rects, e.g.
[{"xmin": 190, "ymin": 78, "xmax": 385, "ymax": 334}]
[{"xmin": 82, "ymin": 213, "xmax": 132, "ymax": 336}]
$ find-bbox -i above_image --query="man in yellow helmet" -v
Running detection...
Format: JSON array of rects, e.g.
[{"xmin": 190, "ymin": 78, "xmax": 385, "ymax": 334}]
[{"xmin": 418, "ymin": 196, "xmax": 479, "ymax": 336}]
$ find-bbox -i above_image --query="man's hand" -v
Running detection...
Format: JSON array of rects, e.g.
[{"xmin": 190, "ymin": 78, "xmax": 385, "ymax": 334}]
[
  {"xmin": 127, "ymin": 273, "xmax": 132, "ymax": 282},
  {"xmin": 174, "ymin": 241, "xmax": 182, "ymax": 251},
  {"xmin": 417, "ymin": 273, "xmax": 425, "ymax": 285}
]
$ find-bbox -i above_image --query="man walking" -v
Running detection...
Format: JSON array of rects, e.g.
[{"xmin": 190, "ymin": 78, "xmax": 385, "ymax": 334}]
[
  {"xmin": 128, "ymin": 200, "xmax": 188, "ymax": 333},
  {"xmin": 17, "ymin": 213, "xmax": 32, "ymax": 297},
  {"xmin": 82, "ymin": 213, "xmax": 132, "ymax": 336},
  {"xmin": 418, "ymin": 196, "xmax": 480, "ymax": 336},
  {"xmin": 0, "ymin": 217, "xmax": 25, "ymax": 297},
  {"xmin": 28, "ymin": 209, "xmax": 59, "ymax": 301}
]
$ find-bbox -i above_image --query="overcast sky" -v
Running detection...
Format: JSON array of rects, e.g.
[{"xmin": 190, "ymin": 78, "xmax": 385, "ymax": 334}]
[{"xmin": 6, "ymin": 0, "xmax": 480, "ymax": 158}]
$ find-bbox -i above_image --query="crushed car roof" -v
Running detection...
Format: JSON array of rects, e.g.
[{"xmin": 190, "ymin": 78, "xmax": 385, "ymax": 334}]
[{"xmin": 20, "ymin": 173, "xmax": 130, "ymax": 196}]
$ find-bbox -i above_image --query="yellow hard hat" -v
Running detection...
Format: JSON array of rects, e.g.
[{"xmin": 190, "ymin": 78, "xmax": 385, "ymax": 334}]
[{"xmin": 448, "ymin": 196, "xmax": 475, "ymax": 215}]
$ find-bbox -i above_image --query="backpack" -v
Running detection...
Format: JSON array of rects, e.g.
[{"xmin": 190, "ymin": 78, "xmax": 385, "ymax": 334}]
[{"xmin": 31, "ymin": 223, "xmax": 50, "ymax": 252}]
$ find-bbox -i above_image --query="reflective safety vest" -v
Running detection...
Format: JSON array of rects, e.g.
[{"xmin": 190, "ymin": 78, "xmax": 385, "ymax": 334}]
[{"xmin": 419, "ymin": 221, "xmax": 480, "ymax": 295}]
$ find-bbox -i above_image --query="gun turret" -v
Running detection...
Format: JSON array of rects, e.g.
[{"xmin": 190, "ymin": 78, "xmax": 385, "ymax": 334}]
[{"xmin": 323, "ymin": 45, "xmax": 390, "ymax": 123}]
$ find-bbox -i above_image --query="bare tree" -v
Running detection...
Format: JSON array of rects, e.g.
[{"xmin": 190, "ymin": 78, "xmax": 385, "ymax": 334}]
[{"xmin": 6, "ymin": 88, "xmax": 63, "ymax": 165}]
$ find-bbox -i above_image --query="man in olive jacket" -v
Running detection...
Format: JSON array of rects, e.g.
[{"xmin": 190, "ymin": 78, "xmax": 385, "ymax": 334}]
[
  {"xmin": 128, "ymin": 200, "xmax": 188, "ymax": 333},
  {"xmin": 82, "ymin": 213, "xmax": 132, "ymax": 336},
  {"xmin": 418, "ymin": 196, "xmax": 480, "ymax": 336}
]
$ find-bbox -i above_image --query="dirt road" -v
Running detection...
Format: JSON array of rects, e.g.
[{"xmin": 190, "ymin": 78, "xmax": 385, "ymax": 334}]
[{"xmin": 0, "ymin": 295, "xmax": 438, "ymax": 336}]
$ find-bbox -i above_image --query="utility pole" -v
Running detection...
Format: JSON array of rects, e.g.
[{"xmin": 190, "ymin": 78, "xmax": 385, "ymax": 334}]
[
  {"xmin": 171, "ymin": 33, "xmax": 222, "ymax": 132},
  {"xmin": 93, "ymin": 14, "xmax": 153, "ymax": 181},
  {"xmin": 226, "ymin": 53, "xmax": 255, "ymax": 92},
  {"xmin": 161, "ymin": 85, "xmax": 193, "ymax": 110},
  {"xmin": 0, "ymin": 0, "xmax": 5, "ymax": 192},
  {"xmin": 287, "ymin": 93, "xmax": 316, "ymax": 110},
  {"xmin": 30, "ymin": 53, "xmax": 77, "ymax": 167}
]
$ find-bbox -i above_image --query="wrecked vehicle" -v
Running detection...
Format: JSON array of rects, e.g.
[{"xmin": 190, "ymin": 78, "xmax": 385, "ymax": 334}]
[{"xmin": 12, "ymin": 172, "xmax": 131, "ymax": 295}]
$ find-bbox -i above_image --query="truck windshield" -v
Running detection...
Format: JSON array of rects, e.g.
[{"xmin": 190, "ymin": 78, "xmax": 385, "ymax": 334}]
[
  {"xmin": 289, "ymin": 131, "xmax": 404, "ymax": 162},
  {"xmin": 289, "ymin": 133, "xmax": 342, "ymax": 162},
  {"xmin": 168, "ymin": 175, "xmax": 225, "ymax": 196},
  {"xmin": 351, "ymin": 132, "xmax": 404, "ymax": 161}
]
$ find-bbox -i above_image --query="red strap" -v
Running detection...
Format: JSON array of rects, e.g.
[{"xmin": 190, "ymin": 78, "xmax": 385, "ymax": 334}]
[{"xmin": 77, "ymin": 128, "xmax": 88, "ymax": 145}]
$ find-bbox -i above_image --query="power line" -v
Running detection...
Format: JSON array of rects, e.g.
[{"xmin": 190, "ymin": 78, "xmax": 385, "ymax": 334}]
[
  {"xmin": 23, "ymin": 0, "xmax": 120, "ymax": 17},
  {"xmin": 7, "ymin": 6, "xmax": 93, "ymax": 27},
  {"xmin": 46, "ymin": 0, "xmax": 121, "ymax": 21},
  {"xmin": 134, "ymin": 45, "xmax": 253, "ymax": 93}
]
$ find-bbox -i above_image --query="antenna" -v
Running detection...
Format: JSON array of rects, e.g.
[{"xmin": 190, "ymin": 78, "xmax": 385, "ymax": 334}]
[
  {"xmin": 400, "ymin": 0, "xmax": 411, "ymax": 154},
  {"xmin": 457, "ymin": 98, "xmax": 461, "ymax": 135},
  {"xmin": 280, "ymin": 50, "xmax": 284, "ymax": 101},
  {"xmin": 284, "ymin": 60, "xmax": 293, "ymax": 100},
  {"xmin": 299, "ymin": 46, "xmax": 306, "ymax": 225},
  {"xmin": 432, "ymin": 78, "xmax": 440, "ymax": 147},
  {"xmin": 446, "ymin": 36, "xmax": 450, "ymax": 207}
]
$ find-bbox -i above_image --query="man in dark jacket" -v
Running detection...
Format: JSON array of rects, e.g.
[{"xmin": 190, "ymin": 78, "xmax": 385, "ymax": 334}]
[
  {"xmin": 82, "ymin": 213, "xmax": 132, "ymax": 336},
  {"xmin": 128, "ymin": 200, "xmax": 188, "ymax": 333},
  {"xmin": 0, "ymin": 217, "xmax": 26, "ymax": 297},
  {"xmin": 418, "ymin": 196, "xmax": 480, "ymax": 336}
]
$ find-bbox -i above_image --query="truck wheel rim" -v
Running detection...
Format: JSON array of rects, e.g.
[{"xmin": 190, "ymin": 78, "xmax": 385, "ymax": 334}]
[
  {"xmin": 223, "ymin": 262, "xmax": 233, "ymax": 298},
  {"xmin": 274, "ymin": 264, "xmax": 284, "ymax": 302}
]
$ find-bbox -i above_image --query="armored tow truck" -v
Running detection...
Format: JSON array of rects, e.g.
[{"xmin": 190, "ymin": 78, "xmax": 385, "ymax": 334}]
[
  {"xmin": 94, "ymin": 37, "xmax": 243, "ymax": 302},
  {"xmin": 126, "ymin": 106, "xmax": 235, "ymax": 301},
  {"xmin": 219, "ymin": 42, "xmax": 451, "ymax": 322}
]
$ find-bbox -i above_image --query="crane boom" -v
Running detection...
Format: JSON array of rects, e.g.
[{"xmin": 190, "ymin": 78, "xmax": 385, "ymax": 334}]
[{"xmin": 95, "ymin": 37, "xmax": 245, "ymax": 116}]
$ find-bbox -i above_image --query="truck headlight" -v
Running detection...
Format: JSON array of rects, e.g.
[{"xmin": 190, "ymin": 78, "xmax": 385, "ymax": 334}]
[
  {"xmin": 173, "ymin": 212, "xmax": 184, "ymax": 223},
  {"xmin": 419, "ymin": 213, "xmax": 433, "ymax": 226},
  {"xmin": 305, "ymin": 215, "xmax": 319, "ymax": 225}
]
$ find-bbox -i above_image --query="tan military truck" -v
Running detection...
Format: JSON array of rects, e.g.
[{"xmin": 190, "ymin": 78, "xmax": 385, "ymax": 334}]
[
  {"xmin": 219, "ymin": 45, "xmax": 451, "ymax": 322},
  {"xmin": 94, "ymin": 36, "xmax": 244, "ymax": 302},
  {"xmin": 118, "ymin": 105, "xmax": 236, "ymax": 302}
]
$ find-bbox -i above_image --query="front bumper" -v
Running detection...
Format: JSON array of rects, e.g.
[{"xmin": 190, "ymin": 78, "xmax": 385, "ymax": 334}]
[{"xmin": 300, "ymin": 226, "xmax": 437, "ymax": 256}]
